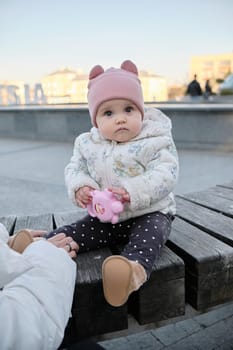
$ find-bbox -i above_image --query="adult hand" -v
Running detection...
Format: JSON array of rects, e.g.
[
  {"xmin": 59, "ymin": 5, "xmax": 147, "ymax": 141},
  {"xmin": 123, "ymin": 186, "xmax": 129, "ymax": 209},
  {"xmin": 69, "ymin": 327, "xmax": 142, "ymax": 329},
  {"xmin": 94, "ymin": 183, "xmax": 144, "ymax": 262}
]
[
  {"xmin": 75, "ymin": 186, "xmax": 94, "ymax": 208},
  {"xmin": 27, "ymin": 229, "xmax": 48, "ymax": 238},
  {"xmin": 47, "ymin": 233, "xmax": 79, "ymax": 259}
]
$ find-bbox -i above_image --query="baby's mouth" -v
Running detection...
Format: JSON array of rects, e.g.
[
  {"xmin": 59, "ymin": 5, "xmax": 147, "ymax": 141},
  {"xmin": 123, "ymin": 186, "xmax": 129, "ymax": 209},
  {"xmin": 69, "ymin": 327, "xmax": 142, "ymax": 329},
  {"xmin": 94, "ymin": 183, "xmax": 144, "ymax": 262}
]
[{"xmin": 115, "ymin": 127, "xmax": 128, "ymax": 132}]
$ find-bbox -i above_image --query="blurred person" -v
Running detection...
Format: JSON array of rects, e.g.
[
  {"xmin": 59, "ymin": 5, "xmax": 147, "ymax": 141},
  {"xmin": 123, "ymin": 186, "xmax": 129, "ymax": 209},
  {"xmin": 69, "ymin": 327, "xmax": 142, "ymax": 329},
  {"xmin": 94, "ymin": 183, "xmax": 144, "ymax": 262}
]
[
  {"xmin": 186, "ymin": 74, "xmax": 202, "ymax": 98},
  {"xmin": 0, "ymin": 223, "xmax": 78, "ymax": 350},
  {"xmin": 46, "ymin": 60, "xmax": 179, "ymax": 308},
  {"xmin": 204, "ymin": 79, "xmax": 213, "ymax": 99}
]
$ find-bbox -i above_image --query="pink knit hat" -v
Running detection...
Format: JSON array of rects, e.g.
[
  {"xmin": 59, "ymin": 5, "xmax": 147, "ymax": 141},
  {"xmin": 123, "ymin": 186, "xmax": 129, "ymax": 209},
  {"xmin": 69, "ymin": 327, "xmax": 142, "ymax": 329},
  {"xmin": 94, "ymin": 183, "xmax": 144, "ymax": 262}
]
[{"xmin": 87, "ymin": 60, "xmax": 144, "ymax": 127}]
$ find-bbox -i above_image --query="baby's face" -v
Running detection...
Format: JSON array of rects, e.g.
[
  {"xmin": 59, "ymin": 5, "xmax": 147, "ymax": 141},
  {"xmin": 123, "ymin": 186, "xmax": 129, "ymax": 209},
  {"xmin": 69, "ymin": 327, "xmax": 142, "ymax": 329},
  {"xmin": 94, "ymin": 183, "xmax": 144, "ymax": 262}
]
[{"xmin": 96, "ymin": 99, "xmax": 143, "ymax": 143}]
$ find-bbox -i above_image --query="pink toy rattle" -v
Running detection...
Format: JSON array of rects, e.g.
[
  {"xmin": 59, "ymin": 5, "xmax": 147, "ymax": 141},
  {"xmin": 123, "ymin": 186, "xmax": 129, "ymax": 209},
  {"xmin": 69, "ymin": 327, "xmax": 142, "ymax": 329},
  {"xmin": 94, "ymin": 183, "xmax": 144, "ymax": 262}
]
[{"xmin": 87, "ymin": 189, "xmax": 124, "ymax": 224}]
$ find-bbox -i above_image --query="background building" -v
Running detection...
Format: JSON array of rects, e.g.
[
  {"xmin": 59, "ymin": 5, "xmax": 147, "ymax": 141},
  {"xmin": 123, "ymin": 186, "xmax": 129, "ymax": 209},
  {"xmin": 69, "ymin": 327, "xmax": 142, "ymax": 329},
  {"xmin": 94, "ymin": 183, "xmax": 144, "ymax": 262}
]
[
  {"xmin": 70, "ymin": 73, "xmax": 88, "ymax": 103},
  {"xmin": 0, "ymin": 80, "xmax": 26, "ymax": 105},
  {"xmin": 140, "ymin": 71, "xmax": 168, "ymax": 102},
  {"xmin": 40, "ymin": 67, "xmax": 168, "ymax": 104},
  {"xmin": 167, "ymin": 83, "xmax": 187, "ymax": 101},
  {"xmin": 41, "ymin": 68, "xmax": 77, "ymax": 104}
]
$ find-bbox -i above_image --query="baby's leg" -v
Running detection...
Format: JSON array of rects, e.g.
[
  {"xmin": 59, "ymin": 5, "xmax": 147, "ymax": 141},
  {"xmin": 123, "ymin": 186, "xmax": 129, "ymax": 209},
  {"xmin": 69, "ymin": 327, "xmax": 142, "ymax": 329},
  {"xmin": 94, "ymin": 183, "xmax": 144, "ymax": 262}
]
[
  {"xmin": 46, "ymin": 215, "xmax": 118, "ymax": 253},
  {"xmin": 102, "ymin": 212, "xmax": 173, "ymax": 307},
  {"xmin": 121, "ymin": 211, "xmax": 173, "ymax": 277}
]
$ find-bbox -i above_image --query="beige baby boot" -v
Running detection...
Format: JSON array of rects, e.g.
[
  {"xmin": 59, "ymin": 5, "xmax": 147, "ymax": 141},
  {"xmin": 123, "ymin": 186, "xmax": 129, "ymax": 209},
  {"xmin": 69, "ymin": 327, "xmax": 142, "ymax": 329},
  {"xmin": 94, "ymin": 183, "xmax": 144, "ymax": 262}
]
[
  {"xmin": 8, "ymin": 229, "xmax": 34, "ymax": 253},
  {"xmin": 102, "ymin": 255, "xmax": 147, "ymax": 307}
]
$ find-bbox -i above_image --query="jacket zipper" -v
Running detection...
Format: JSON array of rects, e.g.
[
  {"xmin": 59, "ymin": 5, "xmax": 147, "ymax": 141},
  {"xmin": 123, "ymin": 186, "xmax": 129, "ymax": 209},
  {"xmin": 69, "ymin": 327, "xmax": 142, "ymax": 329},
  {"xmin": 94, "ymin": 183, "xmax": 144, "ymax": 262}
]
[{"xmin": 104, "ymin": 141, "xmax": 115, "ymax": 187}]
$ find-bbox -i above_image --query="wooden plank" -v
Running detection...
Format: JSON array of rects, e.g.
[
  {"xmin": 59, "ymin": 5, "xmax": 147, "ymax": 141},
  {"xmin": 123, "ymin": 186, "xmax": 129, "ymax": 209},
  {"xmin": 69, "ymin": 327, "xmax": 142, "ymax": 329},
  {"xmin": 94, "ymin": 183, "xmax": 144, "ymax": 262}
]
[
  {"xmin": 179, "ymin": 190, "xmax": 233, "ymax": 217},
  {"xmin": 53, "ymin": 209, "xmax": 87, "ymax": 228},
  {"xmin": 176, "ymin": 196, "xmax": 233, "ymax": 246},
  {"xmin": 218, "ymin": 181, "xmax": 233, "ymax": 190},
  {"xmin": 14, "ymin": 213, "xmax": 53, "ymax": 233},
  {"xmin": 0, "ymin": 215, "xmax": 16, "ymax": 235},
  {"xmin": 71, "ymin": 248, "xmax": 128, "ymax": 341},
  {"xmin": 167, "ymin": 217, "xmax": 233, "ymax": 310},
  {"xmin": 129, "ymin": 246, "xmax": 185, "ymax": 325},
  {"xmin": 54, "ymin": 210, "xmax": 128, "ymax": 338},
  {"xmin": 203, "ymin": 186, "xmax": 233, "ymax": 201}
]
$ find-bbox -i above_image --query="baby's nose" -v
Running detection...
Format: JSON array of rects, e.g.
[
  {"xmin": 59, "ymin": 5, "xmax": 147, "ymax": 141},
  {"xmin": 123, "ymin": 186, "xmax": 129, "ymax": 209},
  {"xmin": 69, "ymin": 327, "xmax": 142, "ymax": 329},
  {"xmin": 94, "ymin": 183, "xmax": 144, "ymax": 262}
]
[{"xmin": 116, "ymin": 115, "xmax": 126, "ymax": 123}]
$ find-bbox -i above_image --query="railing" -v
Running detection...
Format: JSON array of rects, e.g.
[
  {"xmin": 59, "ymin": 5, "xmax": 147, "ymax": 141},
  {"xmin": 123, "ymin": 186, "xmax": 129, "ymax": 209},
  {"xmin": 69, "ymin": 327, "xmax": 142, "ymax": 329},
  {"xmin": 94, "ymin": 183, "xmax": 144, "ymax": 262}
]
[{"xmin": 0, "ymin": 103, "xmax": 233, "ymax": 150}]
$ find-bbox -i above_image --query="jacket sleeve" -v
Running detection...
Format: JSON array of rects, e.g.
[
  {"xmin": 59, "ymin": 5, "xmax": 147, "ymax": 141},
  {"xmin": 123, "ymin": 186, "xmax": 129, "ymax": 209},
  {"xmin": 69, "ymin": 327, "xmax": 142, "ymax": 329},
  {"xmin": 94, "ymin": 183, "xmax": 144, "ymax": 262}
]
[
  {"xmin": 65, "ymin": 135, "xmax": 99, "ymax": 204},
  {"xmin": 121, "ymin": 133, "xmax": 179, "ymax": 212},
  {"xmin": 0, "ymin": 241, "xmax": 33, "ymax": 288},
  {"xmin": 0, "ymin": 224, "xmax": 34, "ymax": 288},
  {"xmin": 0, "ymin": 240, "xmax": 76, "ymax": 350}
]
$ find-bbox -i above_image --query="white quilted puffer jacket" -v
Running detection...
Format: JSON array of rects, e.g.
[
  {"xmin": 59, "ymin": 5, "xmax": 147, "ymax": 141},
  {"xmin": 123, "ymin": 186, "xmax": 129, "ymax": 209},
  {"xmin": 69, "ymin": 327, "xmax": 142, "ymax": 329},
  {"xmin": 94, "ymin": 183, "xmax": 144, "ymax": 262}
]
[{"xmin": 65, "ymin": 108, "xmax": 179, "ymax": 221}]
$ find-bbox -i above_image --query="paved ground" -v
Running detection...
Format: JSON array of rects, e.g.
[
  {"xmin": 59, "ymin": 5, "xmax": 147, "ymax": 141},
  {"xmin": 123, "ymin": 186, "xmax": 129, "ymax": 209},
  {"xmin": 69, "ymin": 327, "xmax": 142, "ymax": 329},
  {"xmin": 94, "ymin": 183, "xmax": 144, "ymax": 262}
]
[
  {"xmin": 1, "ymin": 137, "xmax": 233, "ymax": 349},
  {"xmin": 99, "ymin": 302, "xmax": 233, "ymax": 349},
  {"xmin": 1, "ymin": 137, "xmax": 233, "ymax": 217}
]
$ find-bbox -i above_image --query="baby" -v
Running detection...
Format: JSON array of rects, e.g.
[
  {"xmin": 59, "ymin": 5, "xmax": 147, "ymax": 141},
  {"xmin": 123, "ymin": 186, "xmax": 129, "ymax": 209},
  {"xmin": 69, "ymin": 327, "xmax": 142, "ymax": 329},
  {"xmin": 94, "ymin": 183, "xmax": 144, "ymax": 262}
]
[{"xmin": 46, "ymin": 60, "xmax": 179, "ymax": 307}]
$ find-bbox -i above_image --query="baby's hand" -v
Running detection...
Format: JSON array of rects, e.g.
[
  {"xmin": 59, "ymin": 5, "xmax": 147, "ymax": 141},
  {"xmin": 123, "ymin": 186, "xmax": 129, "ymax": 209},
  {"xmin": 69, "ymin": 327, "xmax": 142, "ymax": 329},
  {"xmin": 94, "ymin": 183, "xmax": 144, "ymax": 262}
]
[
  {"xmin": 108, "ymin": 187, "xmax": 130, "ymax": 203},
  {"xmin": 75, "ymin": 186, "xmax": 94, "ymax": 208}
]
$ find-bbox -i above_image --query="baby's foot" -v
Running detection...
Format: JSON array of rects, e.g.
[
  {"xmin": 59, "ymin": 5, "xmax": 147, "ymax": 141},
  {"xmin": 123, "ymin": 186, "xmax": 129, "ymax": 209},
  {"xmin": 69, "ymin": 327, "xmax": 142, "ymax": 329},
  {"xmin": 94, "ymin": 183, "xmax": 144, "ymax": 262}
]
[
  {"xmin": 102, "ymin": 255, "xmax": 147, "ymax": 307},
  {"xmin": 8, "ymin": 229, "xmax": 34, "ymax": 253}
]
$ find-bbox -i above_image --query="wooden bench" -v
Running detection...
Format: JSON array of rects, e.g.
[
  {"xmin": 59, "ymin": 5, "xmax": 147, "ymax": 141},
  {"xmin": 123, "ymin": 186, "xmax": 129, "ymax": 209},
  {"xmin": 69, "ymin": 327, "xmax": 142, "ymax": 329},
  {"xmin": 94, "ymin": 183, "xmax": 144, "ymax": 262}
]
[{"xmin": 1, "ymin": 181, "xmax": 233, "ymax": 345}]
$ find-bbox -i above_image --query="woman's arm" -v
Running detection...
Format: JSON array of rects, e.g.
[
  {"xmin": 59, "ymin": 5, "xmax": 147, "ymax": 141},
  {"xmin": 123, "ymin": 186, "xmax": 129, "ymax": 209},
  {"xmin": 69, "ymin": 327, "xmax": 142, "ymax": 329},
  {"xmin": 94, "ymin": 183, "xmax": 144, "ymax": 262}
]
[{"xmin": 0, "ymin": 240, "xmax": 76, "ymax": 350}]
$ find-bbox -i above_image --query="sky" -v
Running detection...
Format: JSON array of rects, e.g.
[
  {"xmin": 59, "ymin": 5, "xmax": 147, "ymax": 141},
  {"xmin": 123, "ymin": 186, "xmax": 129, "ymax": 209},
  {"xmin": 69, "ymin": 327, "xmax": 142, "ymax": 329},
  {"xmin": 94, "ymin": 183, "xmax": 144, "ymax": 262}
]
[{"xmin": 1, "ymin": 0, "xmax": 233, "ymax": 85}]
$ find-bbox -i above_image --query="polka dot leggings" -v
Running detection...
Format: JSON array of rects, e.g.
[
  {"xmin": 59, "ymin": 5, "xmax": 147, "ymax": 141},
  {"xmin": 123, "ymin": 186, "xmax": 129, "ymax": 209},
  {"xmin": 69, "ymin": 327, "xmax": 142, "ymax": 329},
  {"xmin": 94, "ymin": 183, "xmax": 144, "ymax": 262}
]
[{"xmin": 47, "ymin": 211, "xmax": 173, "ymax": 279}]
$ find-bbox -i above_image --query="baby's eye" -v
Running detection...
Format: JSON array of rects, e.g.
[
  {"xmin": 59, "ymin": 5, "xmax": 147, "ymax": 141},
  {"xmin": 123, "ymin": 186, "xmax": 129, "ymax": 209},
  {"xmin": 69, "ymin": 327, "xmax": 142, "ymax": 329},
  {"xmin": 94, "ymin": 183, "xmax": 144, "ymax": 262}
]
[
  {"xmin": 125, "ymin": 106, "xmax": 133, "ymax": 113},
  {"xmin": 104, "ymin": 110, "xmax": 112, "ymax": 117}
]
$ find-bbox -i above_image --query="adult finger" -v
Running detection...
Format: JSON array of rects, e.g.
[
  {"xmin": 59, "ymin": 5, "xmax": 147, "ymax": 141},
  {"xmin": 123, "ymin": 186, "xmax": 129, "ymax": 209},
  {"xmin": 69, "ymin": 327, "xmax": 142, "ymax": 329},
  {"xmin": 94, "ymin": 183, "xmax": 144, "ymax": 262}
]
[
  {"xmin": 69, "ymin": 250, "xmax": 77, "ymax": 259},
  {"xmin": 61, "ymin": 237, "xmax": 79, "ymax": 252},
  {"xmin": 64, "ymin": 241, "xmax": 79, "ymax": 255},
  {"xmin": 47, "ymin": 233, "xmax": 67, "ymax": 247},
  {"xmin": 64, "ymin": 239, "xmax": 79, "ymax": 251},
  {"xmin": 29, "ymin": 229, "xmax": 48, "ymax": 238}
]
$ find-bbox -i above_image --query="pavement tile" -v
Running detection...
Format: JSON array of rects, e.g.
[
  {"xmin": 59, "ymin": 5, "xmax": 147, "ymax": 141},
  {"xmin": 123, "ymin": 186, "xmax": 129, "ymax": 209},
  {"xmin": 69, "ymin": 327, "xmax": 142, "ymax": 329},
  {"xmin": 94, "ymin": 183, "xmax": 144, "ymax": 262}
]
[
  {"xmin": 152, "ymin": 318, "xmax": 202, "ymax": 346},
  {"xmin": 193, "ymin": 302, "xmax": 233, "ymax": 327},
  {"xmin": 99, "ymin": 306, "xmax": 233, "ymax": 350},
  {"xmin": 167, "ymin": 315, "xmax": 233, "ymax": 350},
  {"xmin": 100, "ymin": 331, "xmax": 164, "ymax": 350}
]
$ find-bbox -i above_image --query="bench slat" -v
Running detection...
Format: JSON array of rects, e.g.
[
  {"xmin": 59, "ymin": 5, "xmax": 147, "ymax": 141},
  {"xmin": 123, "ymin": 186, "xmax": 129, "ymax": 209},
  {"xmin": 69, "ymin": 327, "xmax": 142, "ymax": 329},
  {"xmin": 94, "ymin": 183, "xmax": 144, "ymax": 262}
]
[
  {"xmin": 14, "ymin": 213, "xmax": 53, "ymax": 232},
  {"xmin": 72, "ymin": 248, "xmax": 128, "ymax": 341},
  {"xmin": 202, "ymin": 186, "xmax": 233, "ymax": 201},
  {"xmin": 218, "ymin": 180, "xmax": 233, "ymax": 190},
  {"xmin": 54, "ymin": 210, "xmax": 128, "ymax": 341},
  {"xmin": 176, "ymin": 196, "xmax": 233, "ymax": 246},
  {"xmin": 129, "ymin": 246, "xmax": 185, "ymax": 324},
  {"xmin": 0, "ymin": 215, "xmax": 16, "ymax": 235},
  {"xmin": 179, "ymin": 189, "xmax": 233, "ymax": 217},
  {"xmin": 167, "ymin": 216, "xmax": 233, "ymax": 309},
  {"xmin": 53, "ymin": 209, "xmax": 87, "ymax": 227}
]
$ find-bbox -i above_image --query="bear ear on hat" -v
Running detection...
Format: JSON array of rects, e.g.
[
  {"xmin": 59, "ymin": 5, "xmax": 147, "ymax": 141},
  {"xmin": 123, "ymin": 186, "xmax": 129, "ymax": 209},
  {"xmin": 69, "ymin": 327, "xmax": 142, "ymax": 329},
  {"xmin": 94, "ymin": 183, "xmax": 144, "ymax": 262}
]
[
  {"xmin": 89, "ymin": 65, "xmax": 104, "ymax": 80},
  {"xmin": 121, "ymin": 60, "xmax": 138, "ymax": 76}
]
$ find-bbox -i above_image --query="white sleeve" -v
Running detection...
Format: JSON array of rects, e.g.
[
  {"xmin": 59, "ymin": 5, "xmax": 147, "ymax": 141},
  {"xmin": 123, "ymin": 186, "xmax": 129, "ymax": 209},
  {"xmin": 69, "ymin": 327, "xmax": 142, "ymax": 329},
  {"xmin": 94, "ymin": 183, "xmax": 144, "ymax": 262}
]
[
  {"xmin": 0, "ymin": 224, "xmax": 33, "ymax": 288},
  {"xmin": 0, "ymin": 240, "xmax": 76, "ymax": 350},
  {"xmin": 65, "ymin": 135, "xmax": 99, "ymax": 204},
  {"xmin": 0, "ymin": 242, "xmax": 33, "ymax": 288}
]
